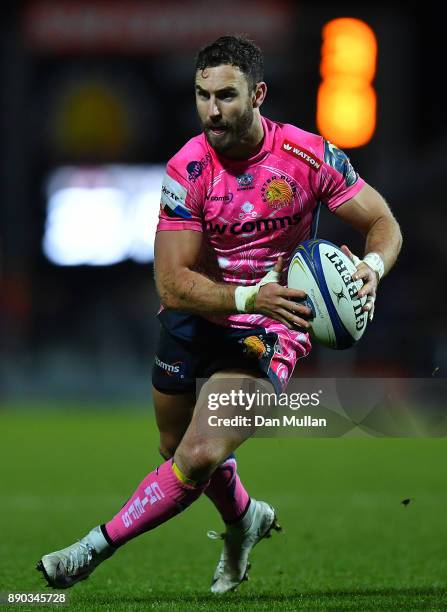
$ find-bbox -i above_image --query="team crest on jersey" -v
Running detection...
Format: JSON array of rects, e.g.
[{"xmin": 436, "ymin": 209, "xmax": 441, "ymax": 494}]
[
  {"xmin": 236, "ymin": 173, "xmax": 254, "ymax": 190},
  {"xmin": 241, "ymin": 335, "xmax": 269, "ymax": 359},
  {"xmin": 261, "ymin": 175, "xmax": 296, "ymax": 209}
]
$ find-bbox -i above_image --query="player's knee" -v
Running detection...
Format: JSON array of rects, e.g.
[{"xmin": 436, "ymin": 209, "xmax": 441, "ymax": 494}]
[{"xmin": 175, "ymin": 441, "xmax": 222, "ymax": 481}]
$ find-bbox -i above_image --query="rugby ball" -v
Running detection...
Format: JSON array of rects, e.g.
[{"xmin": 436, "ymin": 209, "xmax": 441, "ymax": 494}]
[{"xmin": 288, "ymin": 239, "xmax": 368, "ymax": 349}]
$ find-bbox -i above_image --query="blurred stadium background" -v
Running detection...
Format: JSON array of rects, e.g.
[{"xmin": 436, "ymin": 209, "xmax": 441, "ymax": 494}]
[{"xmin": 0, "ymin": 1, "xmax": 444, "ymax": 400}]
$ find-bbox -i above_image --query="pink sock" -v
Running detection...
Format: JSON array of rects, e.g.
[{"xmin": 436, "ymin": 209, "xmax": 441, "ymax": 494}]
[
  {"xmin": 205, "ymin": 454, "xmax": 250, "ymax": 523},
  {"xmin": 105, "ymin": 459, "xmax": 207, "ymax": 546}
]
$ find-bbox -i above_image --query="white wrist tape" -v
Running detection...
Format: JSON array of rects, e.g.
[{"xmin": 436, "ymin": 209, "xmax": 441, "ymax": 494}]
[
  {"xmin": 234, "ymin": 269, "xmax": 280, "ymax": 313},
  {"xmin": 362, "ymin": 252, "xmax": 385, "ymax": 281},
  {"xmin": 350, "ymin": 252, "xmax": 384, "ymax": 281}
]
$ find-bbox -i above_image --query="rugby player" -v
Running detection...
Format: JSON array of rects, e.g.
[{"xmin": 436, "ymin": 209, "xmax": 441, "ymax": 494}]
[{"xmin": 37, "ymin": 35, "xmax": 402, "ymax": 593}]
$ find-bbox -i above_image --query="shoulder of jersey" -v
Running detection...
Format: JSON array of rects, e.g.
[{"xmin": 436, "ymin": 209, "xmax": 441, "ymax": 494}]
[
  {"xmin": 167, "ymin": 133, "xmax": 211, "ymax": 184},
  {"xmin": 274, "ymin": 123, "xmax": 325, "ymax": 172}
]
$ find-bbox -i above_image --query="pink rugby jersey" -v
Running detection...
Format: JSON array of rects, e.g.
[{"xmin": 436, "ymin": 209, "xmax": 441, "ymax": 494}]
[{"xmin": 157, "ymin": 116, "xmax": 365, "ymax": 334}]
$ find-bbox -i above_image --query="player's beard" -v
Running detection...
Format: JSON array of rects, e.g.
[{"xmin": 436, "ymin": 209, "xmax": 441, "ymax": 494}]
[{"xmin": 204, "ymin": 103, "xmax": 254, "ymax": 155}]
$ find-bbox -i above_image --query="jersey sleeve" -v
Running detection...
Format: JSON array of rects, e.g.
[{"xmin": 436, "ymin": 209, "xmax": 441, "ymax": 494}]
[
  {"xmin": 157, "ymin": 160, "xmax": 203, "ymax": 232},
  {"xmin": 318, "ymin": 140, "xmax": 366, "ymax": 212}
]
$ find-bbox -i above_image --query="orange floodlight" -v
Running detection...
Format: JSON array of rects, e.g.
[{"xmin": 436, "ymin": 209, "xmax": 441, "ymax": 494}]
[{"xmin": 317, "ymin": 18, "xmax": 377, "ymax": 148}]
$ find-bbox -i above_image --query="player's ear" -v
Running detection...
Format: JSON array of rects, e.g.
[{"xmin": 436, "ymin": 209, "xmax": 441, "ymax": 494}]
[{"xmin": 252, "ymin": 82, "xmax": 267, "ymax": 108}]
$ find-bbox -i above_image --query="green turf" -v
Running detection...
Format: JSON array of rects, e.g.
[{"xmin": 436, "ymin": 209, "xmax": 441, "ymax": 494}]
[{"xmin": 1, "ymin": 407, "xmax": 446, "ymax": 610}]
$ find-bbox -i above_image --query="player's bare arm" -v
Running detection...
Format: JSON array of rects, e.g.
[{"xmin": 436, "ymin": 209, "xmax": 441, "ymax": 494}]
[
  {"xmin": 334, "ymin": 183, "xmax": 403, "ymax": 314},
  {"xmin": 155, "ymin": 230, "xmax": 311, "ymax": 329},
  {"xmin": 154, "ymin": 229, "xmax": 235, "ymax": 313}
]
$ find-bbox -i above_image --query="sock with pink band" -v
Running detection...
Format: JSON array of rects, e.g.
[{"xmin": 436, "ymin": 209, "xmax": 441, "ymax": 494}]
[
  {"xmin": 205, "ymin": 454, "xmax": 250, "ymax": 523},
  {"xmin": 103, "ymin": 459, "xmax": 207, "ymax": 547}
]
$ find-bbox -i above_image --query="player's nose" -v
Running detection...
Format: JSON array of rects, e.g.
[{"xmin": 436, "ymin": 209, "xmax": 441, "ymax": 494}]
[{"xmin": 208, "ymin": 97, "xmax": 221, "ymax": 119}]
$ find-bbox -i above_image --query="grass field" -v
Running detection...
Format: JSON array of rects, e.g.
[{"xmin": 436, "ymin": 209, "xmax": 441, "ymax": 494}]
[{"xmin": 1, "ymin": 405, "xmax": 447, "ymax": 610}]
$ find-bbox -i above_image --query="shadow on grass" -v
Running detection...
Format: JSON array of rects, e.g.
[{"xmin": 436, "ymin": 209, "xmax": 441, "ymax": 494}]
[{"xmin": 87, "ymin": 586, "xmax": 447, "ymax": 608}]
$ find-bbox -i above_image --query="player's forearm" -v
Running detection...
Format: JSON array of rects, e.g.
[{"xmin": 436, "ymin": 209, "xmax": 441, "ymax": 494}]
[
  {"xmin": 157, "ymin": 267, "xmax": 237, "ymax": 314},
  {"xmin": 364, "ymin": 214, "xmax": 403, "ymax": 276}
]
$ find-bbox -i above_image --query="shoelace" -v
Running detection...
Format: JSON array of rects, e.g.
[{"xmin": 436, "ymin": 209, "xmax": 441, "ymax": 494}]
[
  {"xmin": 207, "ymin": 528, "xmax": 252, "ymax": 584},
  {"xmin": 66, "ymin": 541, "xmax": 94, "ymax": 573},
  {"xmin": 207, "ymin": 529, "xmax": 235, "ymax": 574},
  {"xmin": 207, "ymin": 530, "xmax": 224, "ymax": 540}
]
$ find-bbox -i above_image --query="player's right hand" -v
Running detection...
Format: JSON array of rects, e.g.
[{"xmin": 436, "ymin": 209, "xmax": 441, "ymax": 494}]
[
  {"xmin": 255, "ymin": 257, "xmax": 313, "ymax": 330},
  {"xmin": 340, "ymin": 245, "xmax": 377, "ymax": 321}
]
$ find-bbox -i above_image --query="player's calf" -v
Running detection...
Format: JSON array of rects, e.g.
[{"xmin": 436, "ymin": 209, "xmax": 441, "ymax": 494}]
[{"xmin": 37, "ymin": 457, "xmax": 209, "ymax": 589}]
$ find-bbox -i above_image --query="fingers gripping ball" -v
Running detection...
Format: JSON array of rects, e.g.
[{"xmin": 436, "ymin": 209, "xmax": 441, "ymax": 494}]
[{"xmin": 287, "ymin": 240, "xmax": 368, "ymax": 349}]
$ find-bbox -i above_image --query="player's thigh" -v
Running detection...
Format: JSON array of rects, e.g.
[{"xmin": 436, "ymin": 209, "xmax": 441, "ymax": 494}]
[
  {"xmin": 152, "ymin": 386, "xmax": 195, "ymax": 458},
  {"xmin": 174, "ymin": 369, "xmax": 273, "ymax": 479}
]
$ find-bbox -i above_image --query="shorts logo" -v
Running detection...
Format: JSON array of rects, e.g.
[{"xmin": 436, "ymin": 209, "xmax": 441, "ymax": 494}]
[
  {"xmin": 186, "ymin": 153, "xmax": 211, "ymax": 183},
  {"xmin": 282, "ymin": 140, "xmax": 322, "ymax": 172},
  {"xmin": 236, "ymin": 173, "xmax": 254, "ymax": 190},
  {"xmin": 261, "ymin": 176, "xmax": 296, "ymax": 209},
  {"xmin": 155, "ymin": 355, "xmax": 185, "ymax": 378}
]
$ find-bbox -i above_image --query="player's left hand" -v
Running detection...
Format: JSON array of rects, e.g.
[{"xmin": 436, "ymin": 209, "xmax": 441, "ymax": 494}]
[{"xmin": 340, "ymin": 245, "xmax": 378, "ymax": 321}]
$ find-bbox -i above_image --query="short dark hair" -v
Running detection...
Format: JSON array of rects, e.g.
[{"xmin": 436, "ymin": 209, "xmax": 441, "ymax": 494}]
[{"xmin": 195, "ymin": 35, "xmax": 264, "ymax": 92}]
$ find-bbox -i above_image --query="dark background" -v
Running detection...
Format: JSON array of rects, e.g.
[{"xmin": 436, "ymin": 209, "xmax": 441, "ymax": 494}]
[{"xmin": 0, "ymin": 1, "xmax": 445, "ymax": 401}]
